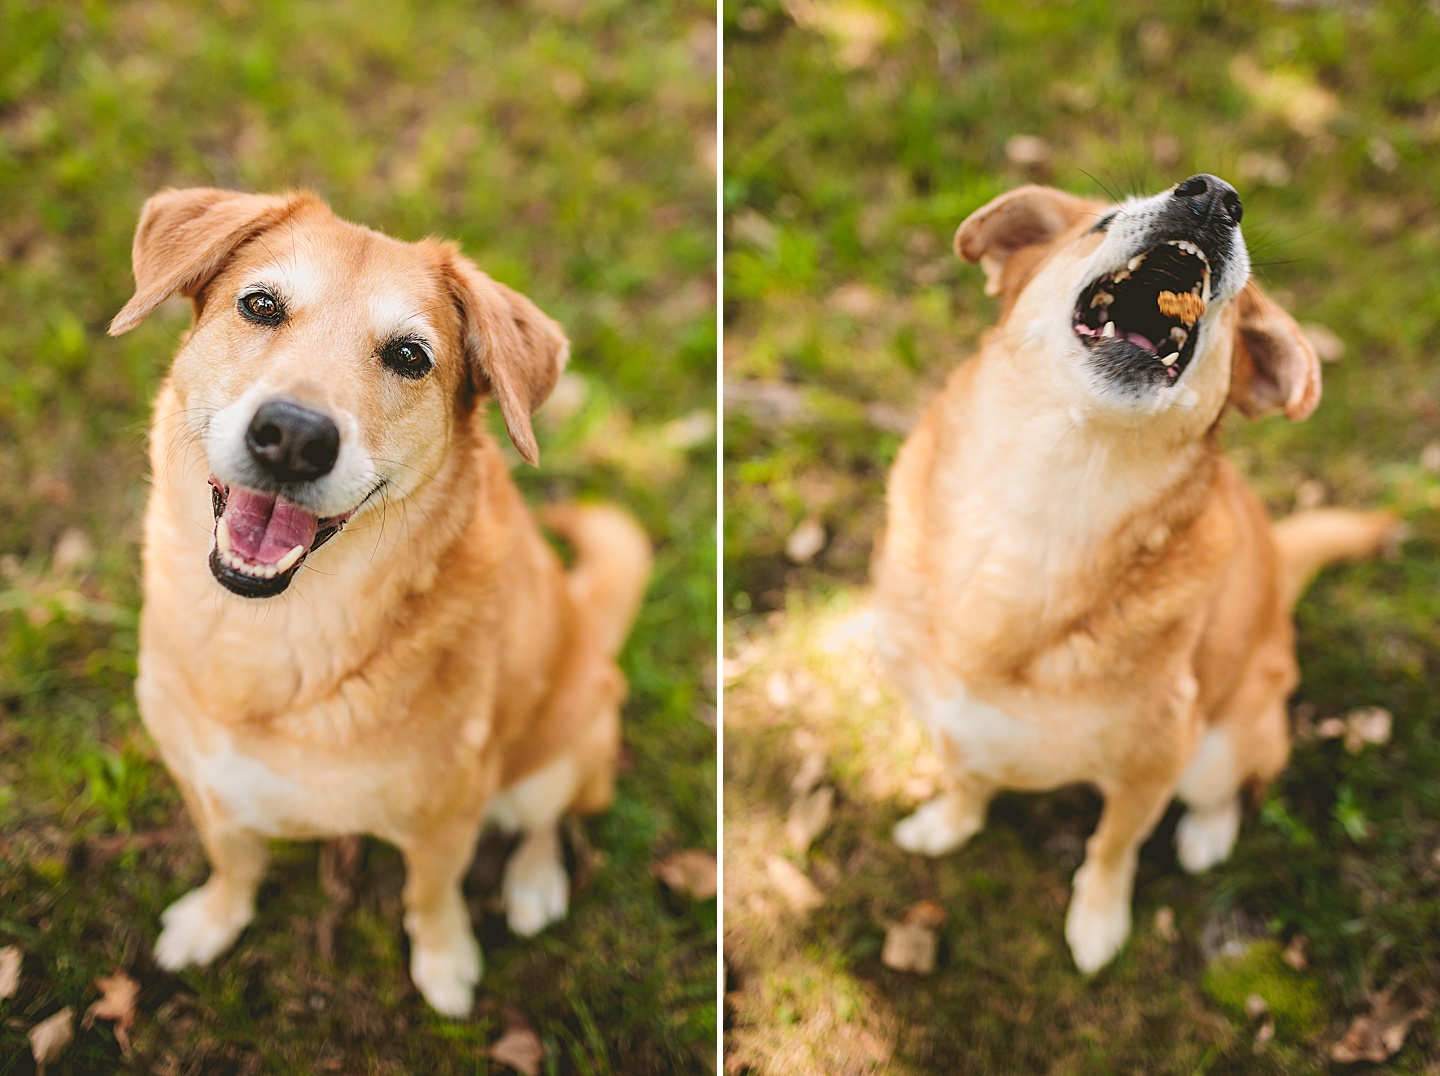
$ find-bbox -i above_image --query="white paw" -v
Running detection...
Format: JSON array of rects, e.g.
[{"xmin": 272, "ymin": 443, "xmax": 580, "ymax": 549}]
[
  {"xmin": 893, "ymin": 794, "xmax": 981, "ymax": 857},
  {"xmin": 1064, "ymin": 865, "xmax": 1132, "ymax": 975},
  {"xmin": 504, "ymin": 854, "xmax": 570, "ymax": 937},
  {"xmin": 1176, "ymin": 797, "xmax": 1240, "ymax": 874},
  {"xmin": 411, "ymin": 931, "xmax": 483, "ymax": 1018},
  {"xmin": 155, "ymin": 884, "xmax": 254, "ymax": 970}
]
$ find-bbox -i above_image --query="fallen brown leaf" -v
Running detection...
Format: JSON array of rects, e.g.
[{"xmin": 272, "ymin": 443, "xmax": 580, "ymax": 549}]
[
  {"xmin": 1154, "ymin": 906, "xmax": 1178, "ymax": 943},
  {"xmin": 899, "ymin": 900, "xmax": 948, "ymax": 930},
  {"xmin": 316, "ymin": 835, "xmax": 362, "ymax": 963},
  {"xmin": 29, "ymin": 1007, "xmax": 74, "ymax": 1073},
  {"xmin": 83, "ymin": 971, "xmax": 139, "ymax": 1055},
  {"xmin": 488, "ymin": 1010, "xmax": 544, "ymax": 1075},
  {"xmin": 881, "ymin": 922, "xmax": 937, "ymax": 974},
  {"xmin": 1344, "ymin": 706, "xmax": 1392, "ymax": 754},
  {"xmin": 1331, "ymin": 986, "xmax": 1430, "ymax": 1064},
  {"xmin": 784, "ymin": 516, "xmax": 826, "ymax": 564},
  {"xmin": 0, "ymin": 946, "xmax": 20, "ymax": 999},
  {"xmin": 1282, "ymin": 934, "xmax": 1309, "ymax": 971},
  {"xmin": 764, "ymin": 855, "xmax": 824, "ymax": 912},
  {"xmin": 786, "ymin": 785, "xmax": 834, "ymax": 854},
  {"xmin": 790, "ymin": 750, "xmax": 826, "ymax": 796},
  {"xmin": 654, "ymin": 850, "xmax": 718, "ymax": 900}
]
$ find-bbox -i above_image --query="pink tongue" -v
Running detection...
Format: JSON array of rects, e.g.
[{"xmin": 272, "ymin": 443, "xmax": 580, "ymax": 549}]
[
  {"xmin": 1121, "ymin": 330, "xmax": 1158, "ymax": 353},
  {"xmin": 222, "ymin": 487, "xmax": 319, "ymax": 564}
]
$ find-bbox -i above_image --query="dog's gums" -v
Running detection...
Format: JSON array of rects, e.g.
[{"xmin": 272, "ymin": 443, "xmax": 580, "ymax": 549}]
[
  {"xmin": 207, "ymin": 476, "xmax": 355, "ymax": 598},
  {"xmin": 1073, "ymin": 240, "xmax": 1211, "ymax": 386}
]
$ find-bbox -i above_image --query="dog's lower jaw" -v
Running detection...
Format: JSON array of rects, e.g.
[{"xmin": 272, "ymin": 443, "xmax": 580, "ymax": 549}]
[
  {"xmin": 154, "ymin": 882, "xmax": 257, "ymax": 970},
  {"xmin": 1064, "ymin": 856, "xmax": 1135, "ymax": 975}
]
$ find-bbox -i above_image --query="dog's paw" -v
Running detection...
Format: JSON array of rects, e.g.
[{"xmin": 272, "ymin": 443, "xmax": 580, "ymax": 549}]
[
  {"xmin": 504, "ymin": 856, "xmax": 570, "ymax": 938},
  {"xmin": 893, "ymin": 793, "xmax": 982, "ymax": 857},
  {"xmin": 1176, "ymin": 797, "xmax": 1240, "ymax": 874},
  {"xmin": 154, "ymin": 884, "xmax": 254, "ymax": 970},
  {"xmin": 1064, "ymin": 864, "xmax": 1132, "ymax": 975},
  {"xmin": 411, "ymin": 931, "xmax": 483, "ymax": 1018}
]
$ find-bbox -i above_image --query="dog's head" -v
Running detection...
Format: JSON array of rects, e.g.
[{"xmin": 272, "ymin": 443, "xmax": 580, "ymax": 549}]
[
  {"xmin": 955, "ymin": 174, "xmax": 1319, "ymax": 425},
  {"xmin": 110, "ymin": 188, "xmax": 567, "ymax": 598}
]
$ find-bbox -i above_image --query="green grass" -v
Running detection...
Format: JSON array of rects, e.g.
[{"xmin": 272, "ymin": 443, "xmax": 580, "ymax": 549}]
[
  {"xmin": 723, "ymin": 1, "xmax": 1440, "ymax": 1071},
  {"xmin": 0, "ymin": 1, "xmax": 715, "ymax": 1072}
]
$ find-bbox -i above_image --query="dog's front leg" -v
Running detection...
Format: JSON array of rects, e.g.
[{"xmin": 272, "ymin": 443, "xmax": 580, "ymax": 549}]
[
  {"xmin": 1063, "ymin": 772, "xmax": 1179, "ymax": 974},
  {"xmin": 155, "ymin": 794, "xmax": 270, "ymax": 971},
  {"xmin": 398, "ymin": 820, "xmax": 484, "ymax": 1018},
  {"xmin": 893, "ymin": 771, "xmax": 996, "ymax": 856}
]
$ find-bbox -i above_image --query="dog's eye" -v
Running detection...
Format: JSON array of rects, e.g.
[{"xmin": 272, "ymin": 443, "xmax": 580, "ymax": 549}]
[
  {"xmin": 239, "ymin": 291, "xmax": 284, "ymax": 325},
  {"xmin": 381, "ymin": 340, "xmax": 433, "ymax": 379}
]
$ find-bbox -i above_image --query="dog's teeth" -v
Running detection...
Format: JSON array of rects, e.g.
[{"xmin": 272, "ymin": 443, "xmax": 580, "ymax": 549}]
[
  {"xmin": 1089, "ymin": 291, "xmax": 1114, "ymax": 308},
  {"xmin": 1170, "ymin": 326, "xmax": 1189, "ymax": 345},
  {"xmin": 1102, "ymin": 321, "xmax": 1116, "ymax": 338},
  {"xmin": 1127, "ymin": 254, "xmax": 1145, "ymax": 271},
  {"xmin": 275, "ymin": 545, "xmax": 305, "ymax": 573},
  {"xmin": 215, "ymin": 517, "xmax": 232, "ymax": 554},
  {"xmin": 1111, "ymin": 268, "xmax": 1130, "ymax": 283}
]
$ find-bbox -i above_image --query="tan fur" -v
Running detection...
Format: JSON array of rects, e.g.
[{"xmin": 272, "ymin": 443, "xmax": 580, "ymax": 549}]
[
  {"xmin": 110, "ymin": 188, "xmax": 651, "ymax": 1015},
  {"xmin": 874, "ymin": 185, "xmax": 1396, "ymax": 973}
]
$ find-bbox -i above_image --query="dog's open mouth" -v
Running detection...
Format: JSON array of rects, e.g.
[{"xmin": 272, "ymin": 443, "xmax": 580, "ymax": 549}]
[
  {"xmin": 1073, "ymin": 240, "xmax": 1211, "ymax": 386},
  {"xmin": 207, "ymin": 477, "xmax": 351, "ymax": 598}
]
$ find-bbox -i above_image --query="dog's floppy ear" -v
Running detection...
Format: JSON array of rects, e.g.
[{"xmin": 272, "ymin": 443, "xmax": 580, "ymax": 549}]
[
  {"xmin": 1227, "ymin": 282, "xmax": 1321, "ymax": 421},
  {"xmin": 954, "ymin": 185, "xmax": 1094, "ymax": 297},
  {"xmin": 109, "ymin": 188, "xmax": 306, "ymax": 335},
  {"xmin": 443, "ymin": 250, "xmax": 569, "ymax": 467}
]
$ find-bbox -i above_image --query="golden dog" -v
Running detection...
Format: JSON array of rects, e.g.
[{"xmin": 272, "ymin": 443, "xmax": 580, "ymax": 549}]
[
  {"xmin": 872, "ymin": 176, "xmax": 1394, "ymax": 973},
  {"xmin": 109, "ymin": 188, "xmax": 650, "ymax": 1015}
]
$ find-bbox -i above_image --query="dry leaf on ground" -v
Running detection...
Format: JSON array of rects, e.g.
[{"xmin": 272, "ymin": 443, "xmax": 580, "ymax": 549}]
[
  {"xmin": 1331, "ymin": 987, "xmax": 1430, "ymax": 1064},
  {"xmin": 881, "ymin": 922, "xmax": 937, "ymax": 974},
  {"xmin": 1283, "ymin": 934, "xmax": 1309, "ymax": 970},
  {"xmin": 764, "ymin": 855, "xmax": 824, "ymax": 912},
  {"xmin": 0, "ymin": 946, "xmax": 20, "ymax": 999},
  {"xmin": 488, "ymin": 1010, "xmax": 544, "ymax": 1076},
  {"xmin": 83, "ymin": 971, "xmax": 139, "ymax": 1055},
  {"xmin": 899, "ymin": 900, "xmax": 948, "ymax": 930},
  {"xmin": 790, "ymin": 750, "xmax": 826, "ymax": 796},
  {"xmin": 29, "ymin": 1008, "xmax": 74, "ymax": 1073},
  {"xmin": 785, "ymin": 515, "xmax": 826, "ymax": 564},
  {"xmin": 786, "ymin": 785, "xmax": 834, "ymax": 854},
  {"xmin": 653, "ymin": 850, "xmax": 718, "ymax": 900},
  {"xmin": 1154, "ymin": 906, "xmax": 1178, "ymax": 943},
  {"xmin": 1344, "ymin": 706, "xmax": 1392, "ymax": 753},
  {"xmin": 881, "ymin": 901, "xmax": 947, "ymax": 974}
]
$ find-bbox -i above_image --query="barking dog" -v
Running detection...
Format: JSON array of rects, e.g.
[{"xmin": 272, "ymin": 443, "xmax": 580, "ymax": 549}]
[
  {"xmin": 109, "ymin": 188, "xmax": 651, "ymax": 1015},
  {"xmin": 872, "ymin": 175, "xmax": 1396, "ymax": 974}
]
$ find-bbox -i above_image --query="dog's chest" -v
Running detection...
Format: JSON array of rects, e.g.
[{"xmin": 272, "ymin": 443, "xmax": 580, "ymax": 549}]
[
  {"xmin": 190, "ymin": 735, "xmax": 413, "ymax": 839},
  {"xmin": 914, "ymin": 682, "xmax": 1078, "ymax": 789}
]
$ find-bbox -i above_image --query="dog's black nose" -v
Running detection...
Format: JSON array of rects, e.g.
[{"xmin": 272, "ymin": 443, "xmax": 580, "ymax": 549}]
[
  {"xmin": 246, "ymin": 400, "xmax": 340, "ymax": 482},
  {"xmin": 1173, "ymin": 174, "xmax": 1243, "ymax": 225}
]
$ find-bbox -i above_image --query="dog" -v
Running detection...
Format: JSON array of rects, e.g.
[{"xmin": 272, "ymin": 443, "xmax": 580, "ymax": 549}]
[
  {"xmin": 107, "ymin": 187, "xmax": 651, "ymax": 1015},
  {"xmin": 871, "ymin": 175, "xmax": 1396, "ymax": 973}
]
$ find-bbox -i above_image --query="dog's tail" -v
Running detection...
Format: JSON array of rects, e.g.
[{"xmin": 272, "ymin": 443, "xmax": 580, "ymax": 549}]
[
  {"xmin": 1272, "ymin": 509, "xmax": 1400, "ymax": 609},
  {"xmin": 543, "ymin": 502, "xmax": 652, "ymax": 659}
]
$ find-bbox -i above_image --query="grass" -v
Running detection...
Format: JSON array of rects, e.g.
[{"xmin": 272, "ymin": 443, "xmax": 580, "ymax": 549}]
[
  {"xmin": 723, "ymin": 0, "xmax": 1440, "ymax": 1071},
  {"xmin": 0, "ymin": 1, "xmax": 715, "ymax": 1072}
]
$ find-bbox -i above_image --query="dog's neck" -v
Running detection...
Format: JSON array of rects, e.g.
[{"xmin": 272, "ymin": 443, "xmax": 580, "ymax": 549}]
[{"xmin": 959, "ymin": 343, "xmax": 1221, "ymax": 555}]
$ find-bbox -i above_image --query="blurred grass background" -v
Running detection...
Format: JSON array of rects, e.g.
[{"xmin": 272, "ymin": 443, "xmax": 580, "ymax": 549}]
[
  {"xmin": 723, "ymin": 1, "xmax": 1440, "ymax": 1072},
  {"xmin": 0, "ymin": 1, "xmax": 716, "ymax": 1072}
]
